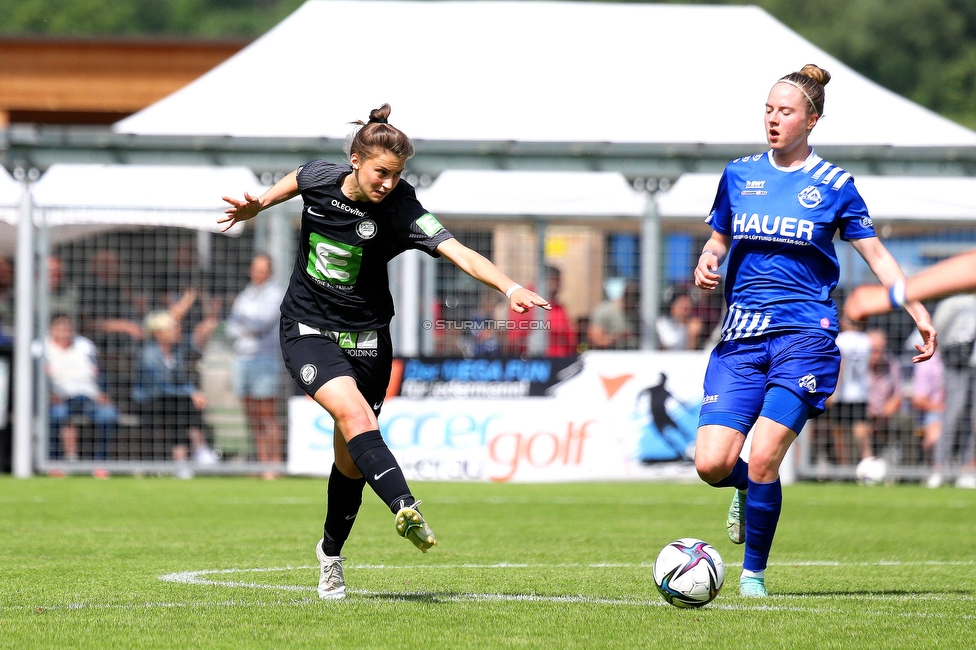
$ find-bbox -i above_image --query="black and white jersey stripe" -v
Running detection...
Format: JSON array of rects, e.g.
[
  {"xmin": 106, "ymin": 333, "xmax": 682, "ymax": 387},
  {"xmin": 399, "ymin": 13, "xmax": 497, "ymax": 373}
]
[{"xmin": 721, "ymin": 303, "xmax": 772, "ymax": 341}]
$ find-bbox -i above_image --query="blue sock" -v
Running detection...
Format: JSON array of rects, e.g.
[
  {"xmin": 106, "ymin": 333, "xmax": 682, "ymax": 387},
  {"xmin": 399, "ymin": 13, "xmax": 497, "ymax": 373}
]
[
  {"xmin": 709, "ymin": 458, "xmax": 749, "ymax": 491},
  {"xmin": 743, "ymin": 478, "xmax": 782, "ymax": 572}
]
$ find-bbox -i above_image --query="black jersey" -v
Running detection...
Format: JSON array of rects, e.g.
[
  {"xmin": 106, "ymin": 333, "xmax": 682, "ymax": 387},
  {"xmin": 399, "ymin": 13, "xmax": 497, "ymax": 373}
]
[{"xmin": 279, "ymin": 160, "xmax": 453, "ymax": 331}]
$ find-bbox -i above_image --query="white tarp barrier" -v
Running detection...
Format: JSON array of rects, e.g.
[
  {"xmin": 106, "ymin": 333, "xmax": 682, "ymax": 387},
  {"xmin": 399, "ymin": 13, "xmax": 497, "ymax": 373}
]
[
  {"xmin": 0, "ymin": 167, "xmax": 21, "ymax": 223},
  {"xmin": 656, "ymin": 172, "xmax": 976, "ymax": 222},
  {"xmin": 115, "ymin": 1, "xmax": 976, "ymax": 149},
  {"xmin": 288, "ymin": 351, "xmax": 708, "ymax": 482},
  {"xmin": 30, "ymin": 163, "xmax": 261, "ymax": 232},
  {"xmin": 0, "ymin": 167, "xmax": 23, "ymax": 253},
  {"xmin": 417, "ymin": 170, "xmax": 647, "ymax": 218}
]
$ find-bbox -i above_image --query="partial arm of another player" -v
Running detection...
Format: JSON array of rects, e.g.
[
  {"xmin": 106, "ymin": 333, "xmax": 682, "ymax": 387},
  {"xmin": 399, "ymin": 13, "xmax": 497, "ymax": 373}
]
[
  {"xmin": 850, "ymin": 237, "xmax": 936, "ymax": 363},
  {"xmin": 435, "ymin": 237, "xmax": 551, "ymax": 314},
  {"xmin": 693, "ymin": 231, "xmax": 730, "ymax": 291},
  {"xmin": 846, "ymin": 249, "xmax": 976, "ymax": 320},
  {"xmin": 219, "ymin": 170, "xmax": 300, "ymax": 232}
]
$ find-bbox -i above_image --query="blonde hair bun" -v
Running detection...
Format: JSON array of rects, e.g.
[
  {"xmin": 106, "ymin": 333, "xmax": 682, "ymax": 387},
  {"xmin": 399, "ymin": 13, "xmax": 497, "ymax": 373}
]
[{"xmin": 799, "ymin": 64, "xmax": 831, "ymax": 87}]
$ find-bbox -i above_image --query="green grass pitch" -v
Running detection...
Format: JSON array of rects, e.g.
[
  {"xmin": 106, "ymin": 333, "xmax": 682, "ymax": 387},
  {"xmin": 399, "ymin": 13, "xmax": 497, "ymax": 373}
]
[{"xmin": 1, "ymin": 476, "xmax": 974, "ymax": 649}]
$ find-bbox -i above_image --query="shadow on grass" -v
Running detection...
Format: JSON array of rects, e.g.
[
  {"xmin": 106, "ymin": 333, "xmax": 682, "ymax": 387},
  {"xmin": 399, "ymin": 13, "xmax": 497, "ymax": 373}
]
[
  {"xmin": 356, "ymin": 591, "xmax": 443, "ymax": 603},
  {"xmin": 774, "ymin": 589, "xmax": 974, "ymax": 598}
]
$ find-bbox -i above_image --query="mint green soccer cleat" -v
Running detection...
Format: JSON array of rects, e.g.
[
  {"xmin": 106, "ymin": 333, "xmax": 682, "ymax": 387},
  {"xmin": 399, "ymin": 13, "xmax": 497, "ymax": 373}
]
[
  {"xmin": 395, "ymin": 500, "xmax": 437, "ymax": 553},
  {"xmin": 739, "ymin": 575, "xmax": 768, "ymax": 597},
  {"xmin": 727, "ymin": 489, "xmax": 746, "ymax": 545}
]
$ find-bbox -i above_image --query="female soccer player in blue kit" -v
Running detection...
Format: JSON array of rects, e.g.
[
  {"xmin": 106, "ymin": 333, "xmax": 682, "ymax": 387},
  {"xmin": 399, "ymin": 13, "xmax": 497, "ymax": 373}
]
[
  {"xmin": 221, "ymin": 105, "xmax": 549, "ymax": 599},
  {"xmin": 692, "ymin": 64, "xmax": 937, "ymax": 597}
]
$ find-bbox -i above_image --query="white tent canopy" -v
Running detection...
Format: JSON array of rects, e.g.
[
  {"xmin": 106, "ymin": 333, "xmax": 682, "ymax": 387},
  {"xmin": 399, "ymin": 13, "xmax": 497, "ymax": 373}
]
[
  {"xmin": 0, "ymin": 164, "xmax": 262, "ymax": 255},
  {"xmin": 0, "ymin": 166, "xmax": 21, "ymax": 224},
  {"xmin": 657, "ymin": 172, "xmax": 976, "ymax": 222},
  {"xmin": 418, "ymin": 170, "xmax": 646, "ymax": 218},
  {"xmin": 115, "ymin": 0, "xmax": 976, "ymax": 148},
  {"xmin": 31, "ymin": 164, "xmax": 260, "ymax": 232}
]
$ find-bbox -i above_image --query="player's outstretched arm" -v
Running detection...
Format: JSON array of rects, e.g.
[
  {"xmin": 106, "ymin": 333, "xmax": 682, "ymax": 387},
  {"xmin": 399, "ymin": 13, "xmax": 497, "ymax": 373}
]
[
  {"xmin": 846, "ymin": 249, "xmax": 976, "ymax": 319},
  {"xmin": 435, "ymin": 237, "xmax": 551, "ymax": 314},
  {"xmin": 219, "ymin": 170, "xmax": 300, "ymax": 232},
  {"xmin": 850, "ymin": 237, "xmax": 936, "ymax": 363}
]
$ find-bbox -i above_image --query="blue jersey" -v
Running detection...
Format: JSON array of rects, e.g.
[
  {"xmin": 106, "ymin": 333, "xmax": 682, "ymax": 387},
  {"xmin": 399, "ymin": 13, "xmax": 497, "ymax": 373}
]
[{"xmin": 706, "ymin": 150, "xmax": 876, "ymax": 341}]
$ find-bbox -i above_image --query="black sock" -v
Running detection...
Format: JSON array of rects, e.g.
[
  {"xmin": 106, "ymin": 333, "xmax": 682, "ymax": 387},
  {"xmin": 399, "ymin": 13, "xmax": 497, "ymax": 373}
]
[
  {"xmin": 321, "ymin": 464, "xmax": 367, "ymax": 556},
  {"xmin": 346, "ymin": 430, "xmax": 413, "ymax": 514}
]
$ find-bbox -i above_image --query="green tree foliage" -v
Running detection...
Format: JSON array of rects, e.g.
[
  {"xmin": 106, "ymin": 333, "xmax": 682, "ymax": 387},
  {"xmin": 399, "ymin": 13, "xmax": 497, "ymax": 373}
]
[
  {"xmin": 0, "ymin": 0, "xmax": 305, "ymax": 38},
  {"xmin": 0, "ymin": 0, "xmax": 974, "ymax": 128}
]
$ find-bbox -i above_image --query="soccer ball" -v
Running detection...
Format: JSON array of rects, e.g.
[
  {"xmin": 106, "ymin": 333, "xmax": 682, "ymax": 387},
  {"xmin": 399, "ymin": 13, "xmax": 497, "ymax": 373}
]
[
  {"xmin": 652, "ymin": 538, "xmax": 725, "ymax": 608},
  {"xmin": 855, "ymin": 456, "xmax": 888, "ymax": 485}
]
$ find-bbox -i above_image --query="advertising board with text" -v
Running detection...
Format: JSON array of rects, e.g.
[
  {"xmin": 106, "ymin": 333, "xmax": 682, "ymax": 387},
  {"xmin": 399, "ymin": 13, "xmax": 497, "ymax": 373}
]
[{"xmin": 288, "ymin": 351, "xmax": 708, "ymax": 482}]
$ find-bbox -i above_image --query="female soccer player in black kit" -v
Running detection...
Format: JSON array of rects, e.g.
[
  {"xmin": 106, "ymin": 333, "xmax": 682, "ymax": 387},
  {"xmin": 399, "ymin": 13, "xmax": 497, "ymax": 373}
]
[{"xmin": 220, "ymin": 105, "xmax": 549, "ymax": 599}]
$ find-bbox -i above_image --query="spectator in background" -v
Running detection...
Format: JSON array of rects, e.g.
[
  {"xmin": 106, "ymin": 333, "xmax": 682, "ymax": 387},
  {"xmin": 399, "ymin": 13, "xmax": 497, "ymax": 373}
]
[
  {"xmin": 864, "ymin": 329, "xmax": 903, "ymax": 462},
  {"xmin": 543, "ymin": 266, "xmax": 577, "ymax": 356},
  {"xmin": 927, "ymin": 292, "xmax": 976, "ymax": 488},
  {"xmin": 507, "ymin": 265, "xmax": 577, "ymax": 356},
  {"xmin": 656, "ymin": 285, "xmax": 703, "ymax": 350},
  {"xmin": 156, "ymin": 244, "xmax": 222, "ymax": 378},
  {"xmin": 47, "ymin": 255, "xmax": 80, "ymax": 322},
  {"xmin": 466, "ymin": 290, "xmax": 502, "ymax": 358},
  {"xmin": 911, "ymin": 346, "xmax": 944, "ymax": 469},
  {"xmin": 78, "ymin": 249, "xmax": 144, "ymax": 407},
  {"xmin": 588, "ymin": 277, "xmax": 633, "ymax": 350},
  {"xmin": 133, "ymin": 310, "xmax": 216, "ymax": 478},
  {"xmin": 824, "ymin": 316, "xmax": 872, "ymax": 467},
  {"xmin": 0, "ymin": 255, "xmax": 14, "ymax": 341},
  {"xmin": 622, "ymin": 279, "xmax": 641, "ymax": 349},
  {"xmin": 45, "ymin": 314, "xmax": 119, "ymax": 461},
  {"xmin": 226, "ymin": 254, "xmax": 287, "ymax": 478}
]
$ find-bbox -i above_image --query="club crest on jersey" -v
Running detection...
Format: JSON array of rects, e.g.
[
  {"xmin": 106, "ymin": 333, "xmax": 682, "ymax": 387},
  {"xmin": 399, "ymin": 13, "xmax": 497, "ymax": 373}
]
[
  {"xmin": 356, "ymin": 219, "xmax": 377, "ymax": 239},
  {"xmin": 798, "ymin": 374, "xmax": 818, "ymax": 393},
  {"xmin": 797, "ymin": 185, "xmax": 823, "ymax": 208},
  {"xmin": 300, "ymin": 364, "xmax": 317, "ymax": 385},
  {"xmin": 859, "ymin": 216, "xmax": 874, "ymax": 228}
]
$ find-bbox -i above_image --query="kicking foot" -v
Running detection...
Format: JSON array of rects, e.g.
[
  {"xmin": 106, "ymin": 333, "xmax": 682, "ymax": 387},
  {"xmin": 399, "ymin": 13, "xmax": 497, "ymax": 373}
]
[
  {"xmin": 727, "ymin": 489, "xmax": 746, "ymax": 545},
  {"xmin": 395, "ymin": 500, "xmax": 437, "ymax": 553}
]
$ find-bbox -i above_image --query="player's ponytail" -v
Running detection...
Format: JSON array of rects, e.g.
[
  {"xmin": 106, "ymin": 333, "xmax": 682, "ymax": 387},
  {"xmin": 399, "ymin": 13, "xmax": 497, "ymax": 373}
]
[
  {"xmin": 777, "ymin": 64, "xmax": 830, "ymax": 117},
  {"xmin": 346, "ymin": 103, "xmax": 415, "ymax": 161}
]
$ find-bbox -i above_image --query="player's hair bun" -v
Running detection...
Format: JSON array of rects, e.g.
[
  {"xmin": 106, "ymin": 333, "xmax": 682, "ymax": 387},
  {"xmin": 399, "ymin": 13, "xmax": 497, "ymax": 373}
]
[
  {"xmin": 368, "ymin": 104, "xmax": 392, "ymax": 125},
  {"xmin": 799, "ymin": 64, "xmax": 831, "ymax": 87}
]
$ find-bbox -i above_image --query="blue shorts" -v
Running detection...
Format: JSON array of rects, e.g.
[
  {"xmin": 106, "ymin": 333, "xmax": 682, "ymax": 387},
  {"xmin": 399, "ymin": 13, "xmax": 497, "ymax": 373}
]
[
  {"xmin": 698, "ymin": 331, "xmax": 840, "ymax": 435},
  {"xmin": 233, "ymin": 355, "xmax": 283, "ymax": 399}
]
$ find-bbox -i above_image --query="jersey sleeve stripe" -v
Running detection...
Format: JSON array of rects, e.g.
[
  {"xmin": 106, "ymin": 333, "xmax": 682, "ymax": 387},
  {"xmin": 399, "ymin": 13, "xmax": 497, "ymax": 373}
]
[
  {"xmin": 820, "ymin": 167, "xmax": 844, "ymax": 185},
  {"xmin": 811, "ymin": 162, "xmax": 833, "ymax": 180},
  {"xmin": 831, "ymin": 172, "xmax": 852, "ymax": 190},
  {"xmin": 802, "ymin": 155, "xmax": 823, "ymax": 172}
]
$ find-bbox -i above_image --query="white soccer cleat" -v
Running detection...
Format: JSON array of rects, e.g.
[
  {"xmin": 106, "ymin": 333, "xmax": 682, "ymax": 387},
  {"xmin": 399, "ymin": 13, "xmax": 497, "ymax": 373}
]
[
  {"xmin": 926, "ymin": 473, "xmax": 944, "ymax": 489},
  {"xmin": 315, "ymin": 539, "xmax": 346, "ymax": 600},
  {"xmin": 727, "ymin": 489, "xmax": 746, "ymax": 545},
  {"xmin": 395, "ymin": 500, "xmax": 437, "ymax": 553},
  {"xmin": 955, "ymin": 473, "xmax": 976, "ymax": 489}
]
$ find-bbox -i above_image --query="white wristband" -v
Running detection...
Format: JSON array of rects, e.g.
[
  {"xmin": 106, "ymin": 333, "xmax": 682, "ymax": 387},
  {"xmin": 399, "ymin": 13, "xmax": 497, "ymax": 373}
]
[
  {"xmin": 505, "ymin": 284, "xmax": 523, "ymax": 299},
  {"xmin": 888, "ymin": 279, "xmax": 907, "ymax": 309}
]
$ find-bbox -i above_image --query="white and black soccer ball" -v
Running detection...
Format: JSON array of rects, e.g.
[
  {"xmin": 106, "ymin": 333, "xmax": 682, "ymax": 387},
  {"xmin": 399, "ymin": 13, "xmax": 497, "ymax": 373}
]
[{"xmin": 652, "ymin": 538, "xmax": 725, "ymax": 608}]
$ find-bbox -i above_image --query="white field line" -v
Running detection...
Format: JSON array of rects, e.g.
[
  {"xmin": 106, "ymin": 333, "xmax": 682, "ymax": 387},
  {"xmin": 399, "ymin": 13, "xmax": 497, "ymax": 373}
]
[{"xmin": 3, "ymin": 560, "xmax": 973, "ymax": 619}]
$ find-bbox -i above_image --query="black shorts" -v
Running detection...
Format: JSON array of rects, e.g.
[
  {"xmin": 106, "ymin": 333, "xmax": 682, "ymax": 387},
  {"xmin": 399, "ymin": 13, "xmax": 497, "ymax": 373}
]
[
  {"xmin": 139, "ymin": 394, "xmax": 206, "ymax": 447},
  {"xmin": 279, "ymin": 315, "xmax": 392, "ymax": 414},
  {"xmin": 824, "ymin": 401, "xmax": 867, "ymax": 425}
]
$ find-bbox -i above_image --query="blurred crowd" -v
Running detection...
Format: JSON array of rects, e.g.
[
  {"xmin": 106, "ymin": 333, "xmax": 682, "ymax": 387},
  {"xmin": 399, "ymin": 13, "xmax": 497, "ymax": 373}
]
[{"xmin": 1, "ymin": 248, "xmax": 972, "ymax": 485}]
